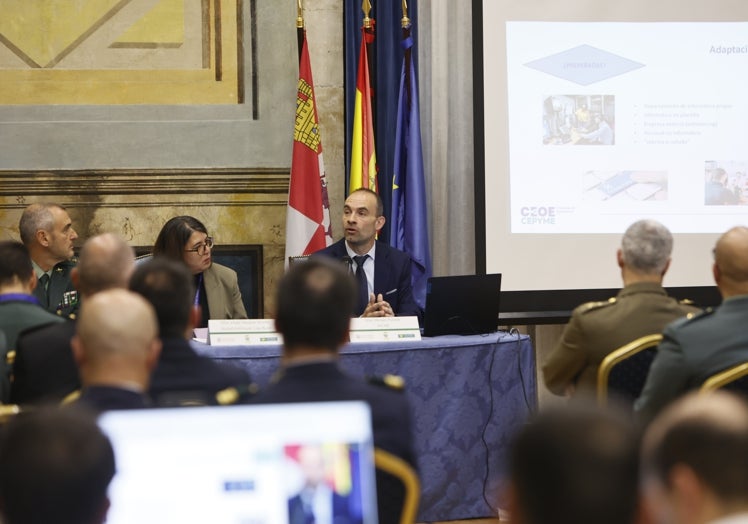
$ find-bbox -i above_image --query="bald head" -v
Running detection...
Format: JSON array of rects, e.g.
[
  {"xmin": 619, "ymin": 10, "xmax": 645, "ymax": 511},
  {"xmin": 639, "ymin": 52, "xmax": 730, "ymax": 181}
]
[
  {"xmin": 642, "ymin": 392, "xmax": 748, "ymax": 513},
  {"xmin": 75, "ymin": 233, "xmax": 135, "ymax": 296},
  {"xmin": 713, "ymin": 226, "xmax": 748, "ymax": 297},
  {"xmin": 73, "ymin": 289, "xmax": 160, "ymax": 386}
]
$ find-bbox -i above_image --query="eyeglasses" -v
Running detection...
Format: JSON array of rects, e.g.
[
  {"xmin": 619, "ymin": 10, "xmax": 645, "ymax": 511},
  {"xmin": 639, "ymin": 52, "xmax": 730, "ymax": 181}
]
[{"xmin": 184, "ymin": 237, "xmax": 214, "ymax": 256}]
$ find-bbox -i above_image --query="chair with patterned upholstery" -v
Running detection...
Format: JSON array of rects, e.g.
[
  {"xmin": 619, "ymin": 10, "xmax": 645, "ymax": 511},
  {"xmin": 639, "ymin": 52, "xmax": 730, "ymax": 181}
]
[
  {"xmin": 700, "ymin": 361, "xmax": 748, "ymax": 396},
  {"xmin": 597, "ymin": 334, "xmax": 663, "ymax": 407}
]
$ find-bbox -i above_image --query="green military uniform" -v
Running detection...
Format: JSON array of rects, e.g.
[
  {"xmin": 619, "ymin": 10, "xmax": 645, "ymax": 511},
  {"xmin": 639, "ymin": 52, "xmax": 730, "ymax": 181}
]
[
  {"xmin": 542, "ymin": 282, "xmax": 700, "ymax": 396},
  {"xmin": 33, "ymin": 259, "xmax": 79, "ymax": 319}
]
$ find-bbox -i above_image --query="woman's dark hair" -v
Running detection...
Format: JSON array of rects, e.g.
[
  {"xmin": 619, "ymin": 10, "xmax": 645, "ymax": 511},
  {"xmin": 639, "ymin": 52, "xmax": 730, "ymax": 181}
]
[{"xmin": 153, "ymin": 216, "xmax": 208, "ymax": 261}]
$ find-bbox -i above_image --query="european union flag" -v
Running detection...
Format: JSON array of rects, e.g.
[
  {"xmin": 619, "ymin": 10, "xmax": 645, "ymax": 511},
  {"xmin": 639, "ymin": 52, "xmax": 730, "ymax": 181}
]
[{"xmin": 390, "ymin": 25, "xmax": 431, "ymax": 310}]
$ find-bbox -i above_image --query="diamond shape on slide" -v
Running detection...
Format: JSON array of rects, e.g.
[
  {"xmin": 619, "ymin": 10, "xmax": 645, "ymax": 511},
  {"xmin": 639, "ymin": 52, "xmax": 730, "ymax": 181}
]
[
  {"xmin": 0, "ymin": 0, "xmax": 127, "ymax": 67},
  {"xmin": 525, "ymin": 44, "xmax": 644, "ymax": 86}
]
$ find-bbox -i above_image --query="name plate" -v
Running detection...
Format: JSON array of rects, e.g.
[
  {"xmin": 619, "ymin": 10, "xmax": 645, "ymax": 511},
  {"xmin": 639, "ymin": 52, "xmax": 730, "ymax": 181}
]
[
  {"xmin": 348, "ymin": 316, "xmax": 421, "ymax": 343},
  {"xmin": 208, "ymin": 319, "xmax": 283, "ymax": 346}
]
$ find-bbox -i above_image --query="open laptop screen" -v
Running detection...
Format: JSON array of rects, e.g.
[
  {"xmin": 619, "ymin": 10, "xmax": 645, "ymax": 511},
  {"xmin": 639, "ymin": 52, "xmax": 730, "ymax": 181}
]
[
  {"xmin": 98, "ymin": 402, "xmax": 378, "ymax": 524},
  {"xmin": 423, "ymin": 273, "xmax": 502, "ymax": 336}
]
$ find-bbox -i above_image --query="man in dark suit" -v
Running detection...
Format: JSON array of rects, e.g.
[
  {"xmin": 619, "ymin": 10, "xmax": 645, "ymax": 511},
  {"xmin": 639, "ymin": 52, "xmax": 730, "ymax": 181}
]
[
  {"xmin": 250, "ymin": 256, "xmax": 415, "ymax": 466},
  {"xmin": 71, "ymin": 289, "xmax": 160, "ymax": 412},
  {"xmin": 314, "ymin": 188, "xmax": 421, "ymax": 318},
  {"xmin": 0, "ymin": 241, "xmax": 65, "ymax": 402},
  {"xmin": 129, "ymin": 257, "xmax": 251, "ymax": 406},
  {"xmin": 635, "ymin": 226, "xmax": 748, "ymax": 422},
  {"xmin": 19, "ymin": 202, "xmax": 80, "ymax": 318},
  {"xmin": 11, "ymin": 233, "xmax": 136, "ymax": 405}
]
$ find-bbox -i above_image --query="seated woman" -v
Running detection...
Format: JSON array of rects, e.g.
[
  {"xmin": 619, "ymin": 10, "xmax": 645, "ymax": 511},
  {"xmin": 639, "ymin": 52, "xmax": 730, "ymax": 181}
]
[{"xmin": 153, "ymin": 216, "xmax": 247, "ymax": 327}]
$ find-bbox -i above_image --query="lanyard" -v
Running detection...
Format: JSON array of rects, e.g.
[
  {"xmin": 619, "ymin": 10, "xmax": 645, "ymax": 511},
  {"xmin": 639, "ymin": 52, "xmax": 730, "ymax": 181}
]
[
  {"xmin": 194, "ymin": 273, "xmax": 204, "ymax": 307},
  {"xmin": 0, "ymin": 293, "xmax": 41, "ymax": 306}
]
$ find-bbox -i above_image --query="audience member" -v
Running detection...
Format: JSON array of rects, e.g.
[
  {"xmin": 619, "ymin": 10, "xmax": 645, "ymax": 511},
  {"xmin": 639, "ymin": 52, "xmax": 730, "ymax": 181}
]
[
  {"xmin": 18, "ymin": 203, "xmax": 80, "ymax": 318},
  {"xmin": 12, "ymin": 233, "xmax": 135, "ymax": 405},
  {"xmin": 635, "ymin": 226, "xmax": 748, "ymax": 421},
  {"xmin": 129, "ymin": 257, "xmax": 251, "ymax": 406},
  {"xmin": 314, "ymin": 188, "xmax": 421, "ymax": 318},
  {"xmin": 250, "ymin": 256, "xmax": 415, "ymax": 465},
  {"xmin": 153, "ymin": 215, "xmax": 247, "ymax": 327},
  {"xmin": 0, "ymin": 241, "xmax": 64, "ymax": 402},
  {"xmin": 70, "ymin": 289, "xmax": 161, "ymax": 412},
  {"xmin": 0, "ymin": 406, "xmax": 115, "ymax": 524},
  {"xmin": 641, "ymin": 392, "xmax": 748, "ymax": 524},
  {"xmin": 507, "ymin": 402, "xmax": 641, "ymax": 524},
  {"xmin": 543, "ymin": 219, "xmax": 698, "ymax": 397}
]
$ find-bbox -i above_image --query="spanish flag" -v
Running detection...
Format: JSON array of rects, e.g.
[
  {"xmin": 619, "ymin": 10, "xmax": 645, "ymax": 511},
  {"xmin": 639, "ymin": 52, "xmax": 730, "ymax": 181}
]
[{"xmin": 349, "ymin": 25, "xmax": 377, "ymax": 193}]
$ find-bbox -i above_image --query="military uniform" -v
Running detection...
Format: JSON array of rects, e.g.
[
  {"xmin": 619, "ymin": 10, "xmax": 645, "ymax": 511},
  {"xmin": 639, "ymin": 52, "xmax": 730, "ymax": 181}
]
[
  {"xmin": 33, "ymin": 259, "xmax": 80, "ymax": 319},
  {"xmin": 543, "ymin": 282, "xmax": 700, "ymax": 396},
  {"xmin": 634, "ymin": 294, "xmax": 748, "ymax": 422}
]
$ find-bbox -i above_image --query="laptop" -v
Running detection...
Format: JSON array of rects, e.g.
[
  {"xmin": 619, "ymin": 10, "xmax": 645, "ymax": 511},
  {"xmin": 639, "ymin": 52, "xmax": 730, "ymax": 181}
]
[
  {"xmin": 98, "ymin": 402, "xmax": 378, "ymax": 524},
  {"xmin": 422, "ymin": 273, "xmax": 502, "ymax": 336}
]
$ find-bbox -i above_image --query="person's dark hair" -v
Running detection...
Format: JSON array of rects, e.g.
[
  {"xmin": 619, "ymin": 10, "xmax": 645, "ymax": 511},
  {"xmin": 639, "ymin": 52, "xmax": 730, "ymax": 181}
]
[
  {"xmin": 276, "ymin": 257, "xmax": 356, "ymax": 351},
  {"xmin": 509, "ymin": 403, "xmax": 640, "ymax": 524},
  {"xmin": 350, "ymin": 188, "xmax": 384, "ymax": 217},
  {"xmin": 152, "ymin": 216, "xmax": 208, "ymax": 261},
  {"xmin": 0, "ymin": 241, "xmax": 33, "ymax": 287},
  {"xmin": 0, "ymin": 407, "xmax": 115, "ymax": 524},
  {"xmin": 643, "ymin": 392, "xmax": 748, "ymax": 506},
  {"xmin": 129, "ymin": 257, "xmax": 194, "ymax": 339}
]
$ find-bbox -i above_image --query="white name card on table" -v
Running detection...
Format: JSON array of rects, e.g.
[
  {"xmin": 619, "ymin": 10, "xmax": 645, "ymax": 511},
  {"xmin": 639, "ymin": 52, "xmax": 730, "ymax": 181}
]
[
  {"xmin": 207, "ymin": 319, "xmax": 283, "ymax": 346},
  {"xmin": 348, "ymin": 316, "xmax": 421, "ymax": 343}
]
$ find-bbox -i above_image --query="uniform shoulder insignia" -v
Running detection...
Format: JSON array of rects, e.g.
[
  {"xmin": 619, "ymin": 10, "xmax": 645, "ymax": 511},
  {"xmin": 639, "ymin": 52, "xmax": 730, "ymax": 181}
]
[
  {"xmin": 679, "ymin": 298, "xmax": 695, "ymax": 305},
  {"xmin": 684, "ymin": 307, "xmax": 714, "ymax": 322},
  {"xmin": 367, "ymin": 374, "xmax": 406, "ymax": 392},
  {"xmin": 578, "ymin": 297, "xmax": 617, "ymax": 314},
  {"xmin": 215, "ymin": 383, "xmax": 259, "ymax": 405}
]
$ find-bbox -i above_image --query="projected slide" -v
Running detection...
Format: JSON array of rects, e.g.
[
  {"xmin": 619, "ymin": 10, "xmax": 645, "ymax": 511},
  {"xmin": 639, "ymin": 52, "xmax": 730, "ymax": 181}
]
[{"xmin": 506, "ymin": 22, "xmax": 748, "ymax": 234}]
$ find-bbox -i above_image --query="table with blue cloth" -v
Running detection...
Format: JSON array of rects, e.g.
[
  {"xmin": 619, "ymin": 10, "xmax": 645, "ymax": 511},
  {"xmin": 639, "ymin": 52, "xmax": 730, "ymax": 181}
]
[{"xmin": 193, "ymin": 331, "xmax": 537, "ymax": 522}]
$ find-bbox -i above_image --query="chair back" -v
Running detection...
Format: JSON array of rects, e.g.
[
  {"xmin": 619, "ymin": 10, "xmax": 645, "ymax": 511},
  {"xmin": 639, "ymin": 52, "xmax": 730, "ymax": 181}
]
[
  {"xmin": 288, "ymin": 255, "xmax": 311, "ymax": 266},
  {"xmin": 373, "ymin": 448, "xmax": 420, "ymax": 524},
  {"xmin": 700, "ymin": 361, "xmax": 748, "ymax": 395},
  {"xmin": 597, "ymin": 334, "xmax": 663, "ymax": 407}
]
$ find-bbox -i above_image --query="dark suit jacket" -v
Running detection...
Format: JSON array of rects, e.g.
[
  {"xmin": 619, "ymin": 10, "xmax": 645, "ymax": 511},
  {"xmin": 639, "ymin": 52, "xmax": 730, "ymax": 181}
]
[
  {"xmin": 314, "ymin": 239, "xmax": 421, "ymax": 318},
  {"xmin": 11, "ymin": 320, "xmax": 80, "ymax": 405},
  {"xmin": 250, "ymin": 362, "xmax": 415, "ymax": 466},
  {"xmin": 288, "ymin": 490, "xmax": 360, "ymax": 524},
  {"xmin": 635, "ymin": 295, "xmax": 748, "ymax": 422},
  {"xmin": 74, "ymin": 385, "xmax": 150, "ymax": 412},
  {"xmin": 149, "ymin": 337, "xmax": 251, "ymax": 406},
  {"xmin": 33, "ymin": 260, "xmax": 79, "ymax": 319}
]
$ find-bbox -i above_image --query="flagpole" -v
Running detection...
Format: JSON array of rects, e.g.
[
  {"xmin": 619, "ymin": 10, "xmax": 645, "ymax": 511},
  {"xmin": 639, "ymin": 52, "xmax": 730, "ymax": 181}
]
[
  {"xmin": 362, "ymin": 0, "xmax": 376, "ymax": 171},
  {"xmin": 401, "ymin": 0, "xmax": 411, "ymax": 102},
  {"xmin": 296, "ymin": 0, "xmax": 304, "ymax": 62}
]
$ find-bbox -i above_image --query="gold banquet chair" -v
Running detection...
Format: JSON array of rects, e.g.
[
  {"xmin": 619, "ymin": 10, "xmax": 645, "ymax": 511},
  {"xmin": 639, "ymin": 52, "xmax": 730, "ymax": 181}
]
[
  {"xmin": 597, "ymin": 334, "xmax": 663, "ymax": 407},
  {"xmin": 373, "ymin": 448, "xmax": 420, "ymax": 524},
  {"xmin": 700, "ymin": 361, "xmax": 748, "ymax": 394}
]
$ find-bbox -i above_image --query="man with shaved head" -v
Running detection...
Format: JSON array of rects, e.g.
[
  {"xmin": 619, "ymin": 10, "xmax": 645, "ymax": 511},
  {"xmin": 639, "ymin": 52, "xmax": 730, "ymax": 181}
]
[
  {"xmin": 641, "ymin": 392, "xmax": 748, "ymax": 524},
  {"xmin": 71, "ymin": 289, "xmax": 161, "ymax": 411},
  {"xmin": 635, "ymin": 226, "xmax": 748, "ymax": 421},
  {"xmin": 12, "ymin": 233, "xmax": 136, "ymax": 404}
]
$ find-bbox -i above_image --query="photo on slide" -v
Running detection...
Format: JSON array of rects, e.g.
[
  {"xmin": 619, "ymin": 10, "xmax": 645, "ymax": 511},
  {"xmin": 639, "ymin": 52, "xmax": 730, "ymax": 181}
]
[
  {"xmin": 543, "ymin": 95, "xmax": 615, "ymax": 145},
  {"xmin": 704, "ymin": 161, "xmax": 748, "ymax": 206}
]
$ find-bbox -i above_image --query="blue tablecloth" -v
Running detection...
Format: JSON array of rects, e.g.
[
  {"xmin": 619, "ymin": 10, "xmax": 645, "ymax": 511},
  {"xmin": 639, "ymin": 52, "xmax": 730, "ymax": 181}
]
[{"xmin": 193, "ymin": 332, "xmax": 537, "ymax": 522}]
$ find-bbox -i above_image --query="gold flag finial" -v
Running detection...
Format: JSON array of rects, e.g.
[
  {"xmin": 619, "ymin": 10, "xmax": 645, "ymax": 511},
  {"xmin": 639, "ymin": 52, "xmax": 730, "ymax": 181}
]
[
  {"xmin": 296, "ymin": 0, "xmax": 304, "ymax": 29},
  {"xmin": 362, "ymin": 0, "xmax": 372, "ymax": 29},
  {"xmin": 401, "ymin": 0, "xmax": 410, "ymax": 28}
]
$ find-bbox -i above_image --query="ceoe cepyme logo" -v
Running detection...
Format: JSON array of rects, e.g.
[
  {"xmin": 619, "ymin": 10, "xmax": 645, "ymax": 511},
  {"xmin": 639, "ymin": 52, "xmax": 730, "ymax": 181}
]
[{"xmin": 520, "ymin": 206, "xmax": 556, "ymax": 224}]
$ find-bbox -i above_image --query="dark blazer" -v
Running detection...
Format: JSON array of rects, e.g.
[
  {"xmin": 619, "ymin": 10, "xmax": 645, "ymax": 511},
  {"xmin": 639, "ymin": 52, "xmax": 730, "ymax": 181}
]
[
  {"xmin": 149, "ymin": 337, "xmax": 251, "ymax": 406},
  {"xmin": 635, "ymin": 295, "xmax": 748, "ymax": 422},
  {"xmin": 314, "ymin": 239, "xmax": 421, "ymax": 318},
  {"xmin": 33, "ymin": 260, "xmax": 79, "ymax": 319},
  {"xmin": 74, "ymin": 386, "xmax": 150, "ymax": 412},
  {"xmin": 250, "ymin": 362, "xmax": 415, "ymax": 466},
  {"xmin": 11, "ymin": 320, "xmax": 80, "ymax": 405}
]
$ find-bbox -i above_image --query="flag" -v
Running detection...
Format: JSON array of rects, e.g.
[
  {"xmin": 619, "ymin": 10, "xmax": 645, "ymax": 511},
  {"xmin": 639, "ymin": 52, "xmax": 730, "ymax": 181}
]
[
  {"xmin": 285, "ymin": 31, "xmax": 332, "ymax": 263},
  {"xmin": 390, "ymin": 25, "xmax": 431, "ymax": 310},
  {"xmin": 349, "ymin": 25, "xmax": 377, "ymax": 193}
]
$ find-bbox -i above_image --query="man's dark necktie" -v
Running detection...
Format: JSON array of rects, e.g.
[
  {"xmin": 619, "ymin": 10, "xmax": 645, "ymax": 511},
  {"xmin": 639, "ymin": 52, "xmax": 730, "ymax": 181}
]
[
  {"xmin": 38, "ymin": 273, "xmax": 50, "ymax": 308},
  {"xmin": 354, "ymin": 255, "xmax": 369, "ymax": 316}
]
